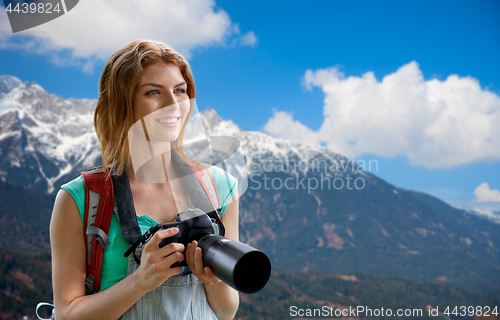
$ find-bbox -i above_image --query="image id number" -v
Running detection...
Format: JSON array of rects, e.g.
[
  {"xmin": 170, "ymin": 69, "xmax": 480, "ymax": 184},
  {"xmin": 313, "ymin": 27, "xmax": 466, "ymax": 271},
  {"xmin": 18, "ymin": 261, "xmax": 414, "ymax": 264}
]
[
  {"xmin": 5, "ymin": 2, "xmax": 62, "ymax": 14},
  {"xmin": 444, "ymin": 306, "xmax": 498, "ymax": 317}
]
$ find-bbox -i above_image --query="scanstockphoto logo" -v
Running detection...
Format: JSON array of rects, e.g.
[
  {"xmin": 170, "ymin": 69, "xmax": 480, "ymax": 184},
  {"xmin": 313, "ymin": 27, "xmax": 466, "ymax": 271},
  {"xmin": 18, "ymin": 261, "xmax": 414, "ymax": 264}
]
[
  {"xmin": 3, "ymin": 0, "xmax": 79, "ymax": 33},
  {"xmin": 248, "ymin": 155, "xmax": 379, "ymax": 194}
]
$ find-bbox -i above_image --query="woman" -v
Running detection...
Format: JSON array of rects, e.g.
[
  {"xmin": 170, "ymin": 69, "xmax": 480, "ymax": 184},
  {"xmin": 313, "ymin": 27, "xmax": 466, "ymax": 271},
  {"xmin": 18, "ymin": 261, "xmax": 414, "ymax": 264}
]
[{"xmin": 50, "ymin": 40, "xmax": 240, "ymax": 320}]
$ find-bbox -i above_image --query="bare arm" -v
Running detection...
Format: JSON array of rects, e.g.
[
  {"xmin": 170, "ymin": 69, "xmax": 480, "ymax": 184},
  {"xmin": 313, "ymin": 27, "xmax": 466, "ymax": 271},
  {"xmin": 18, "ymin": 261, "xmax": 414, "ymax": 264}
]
[
  {"xmin": 50, "ymin": 189, "xmax": 185, "ymax": 320},
  {"xmin": 185, "ymin": 194, "xmax": 240, "ymax": 320}
]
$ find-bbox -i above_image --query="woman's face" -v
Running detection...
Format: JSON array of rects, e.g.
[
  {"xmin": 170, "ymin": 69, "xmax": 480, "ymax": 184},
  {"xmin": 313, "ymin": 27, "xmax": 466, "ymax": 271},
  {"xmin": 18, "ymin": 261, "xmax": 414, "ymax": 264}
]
[{"xmin": 133, "ymin": 62, "xmax": 191, "ymax": 143}]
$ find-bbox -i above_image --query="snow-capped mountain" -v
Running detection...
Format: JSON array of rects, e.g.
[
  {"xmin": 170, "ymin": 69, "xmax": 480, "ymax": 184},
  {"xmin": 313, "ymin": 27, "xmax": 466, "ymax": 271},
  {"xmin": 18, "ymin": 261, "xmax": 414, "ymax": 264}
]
[{"xmin": 0, "ymin": 75, "xmax": 100, "ymax": 192}]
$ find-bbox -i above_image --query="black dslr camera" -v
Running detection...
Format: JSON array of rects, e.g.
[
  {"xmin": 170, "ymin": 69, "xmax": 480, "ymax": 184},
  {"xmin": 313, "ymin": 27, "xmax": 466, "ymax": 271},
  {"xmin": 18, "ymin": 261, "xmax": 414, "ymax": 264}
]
[{"xmin": 126, "ymin": 208, "xmax": 271, "ymax": 294}]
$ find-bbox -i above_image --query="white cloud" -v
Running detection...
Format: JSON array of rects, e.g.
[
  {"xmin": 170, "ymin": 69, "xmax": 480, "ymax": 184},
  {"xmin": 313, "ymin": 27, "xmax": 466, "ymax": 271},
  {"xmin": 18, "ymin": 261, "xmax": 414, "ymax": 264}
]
[
  {"xmin": 264, "ymin": 61, "xmax": 500, "ymax": 169},
  {"xmin": 239, "ymin": 31, "xmax": 257, "ymax": 46},
  {"xmin": 0, "ymin": 0, "xmax": 254, "ymax": 72},
  {"xmin": 263, "ymin": 110, "xmax": 319, "ymax": 144},
  {"xmin": 474, "ymin": 183, "xmax": 500, "ymax": 202}
]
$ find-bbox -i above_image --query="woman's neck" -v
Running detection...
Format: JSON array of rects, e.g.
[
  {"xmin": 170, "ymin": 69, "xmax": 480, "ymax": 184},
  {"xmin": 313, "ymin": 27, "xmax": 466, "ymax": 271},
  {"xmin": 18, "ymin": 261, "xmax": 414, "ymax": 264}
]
[{"xmin": 128, "ymin": 138, "xmax": 183, "ymax": 184}]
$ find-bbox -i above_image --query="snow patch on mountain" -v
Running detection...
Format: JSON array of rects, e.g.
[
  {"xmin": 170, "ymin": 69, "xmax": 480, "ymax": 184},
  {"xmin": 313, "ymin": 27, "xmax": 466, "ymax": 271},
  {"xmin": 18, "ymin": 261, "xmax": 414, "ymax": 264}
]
[
  {"xmin": 0, "ymin": 75, "xmax": 98, "ymax": 192},
  {"xmin": 447, "ymin": 200, "xmax": 500, "ymax": 224}
]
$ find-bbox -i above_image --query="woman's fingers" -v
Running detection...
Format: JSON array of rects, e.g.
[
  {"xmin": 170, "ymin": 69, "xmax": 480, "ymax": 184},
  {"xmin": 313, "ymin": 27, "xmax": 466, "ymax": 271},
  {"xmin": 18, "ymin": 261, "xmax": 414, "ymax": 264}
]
[
  {"xmin": 143, "ymin": 228, "xmax": 185, "ymax": 259},
  {"xmin": 185, "ymin": 241, "xmax": 201, "ymax": 272},
  {"xmin": 143, "ymin": 228, "xmax": 179, "ymax": 252},
  {"xmin": 140, "ymin": 230, "xmax": 221, "ymax": 288},
  {"xmin": 186, "ymin": 241, "xmax": 219, "ymax": 285},
  {"xmin": 155, "ymin": 250, "xmax": 184, "ymax": 272},
  {"xmin": 202, "ymin": 266, "xmax": 220, "ymax": 286},
  {"xmin": 136, "ymin": 228, "xmax": 187, "ymax": 289}
]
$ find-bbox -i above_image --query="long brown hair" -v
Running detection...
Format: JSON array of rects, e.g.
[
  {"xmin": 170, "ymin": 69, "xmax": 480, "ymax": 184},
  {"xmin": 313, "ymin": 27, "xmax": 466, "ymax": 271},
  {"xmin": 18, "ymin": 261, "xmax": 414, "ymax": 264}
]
[{"xmin": 94, "ymin": 40, "xmax": 196, "ymax": 175}]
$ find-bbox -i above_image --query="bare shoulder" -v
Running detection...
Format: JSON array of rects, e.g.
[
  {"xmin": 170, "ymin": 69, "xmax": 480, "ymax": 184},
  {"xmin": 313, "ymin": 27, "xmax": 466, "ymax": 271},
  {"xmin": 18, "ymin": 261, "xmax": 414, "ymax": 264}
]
[
  {"xmin": 50, "ymin": 188, "xmax": 85, "ymax": 257},
  {"xmin": 50, "ymin": 189, "xmax": 88, "ymax": 308},
  {"xmin": 50, "ymin": 189, "xmax": 83, "ymax": 232}
]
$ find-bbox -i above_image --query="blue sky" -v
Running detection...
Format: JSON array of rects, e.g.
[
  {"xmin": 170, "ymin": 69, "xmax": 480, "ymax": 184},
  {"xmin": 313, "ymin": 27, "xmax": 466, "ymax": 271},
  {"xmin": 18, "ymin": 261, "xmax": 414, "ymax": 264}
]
[{"xmin": 0, "ymin": 0, "xmax": 499, "ymax": 203}]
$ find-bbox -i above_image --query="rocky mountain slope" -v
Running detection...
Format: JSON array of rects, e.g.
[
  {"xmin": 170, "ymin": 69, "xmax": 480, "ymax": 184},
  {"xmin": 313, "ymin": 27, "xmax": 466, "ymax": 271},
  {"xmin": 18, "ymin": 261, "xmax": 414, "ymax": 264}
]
[{"xmin": 0, "ymin": 75, "xmax": 100, "ymax": 193}]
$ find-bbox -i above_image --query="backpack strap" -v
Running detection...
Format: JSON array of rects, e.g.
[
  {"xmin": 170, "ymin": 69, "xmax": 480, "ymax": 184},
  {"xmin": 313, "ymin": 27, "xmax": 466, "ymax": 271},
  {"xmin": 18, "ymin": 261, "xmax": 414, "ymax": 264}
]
[
  {"xmin": 171, "ymin": 152, "xmax": 225, "ymax": 236},
  {"xmin": 82, "ymin": 166, "xmax": 114, "ymax": 294},
  {"xmin": 192, "ymin": 164, "xmax": 221, "ymax": 217}
]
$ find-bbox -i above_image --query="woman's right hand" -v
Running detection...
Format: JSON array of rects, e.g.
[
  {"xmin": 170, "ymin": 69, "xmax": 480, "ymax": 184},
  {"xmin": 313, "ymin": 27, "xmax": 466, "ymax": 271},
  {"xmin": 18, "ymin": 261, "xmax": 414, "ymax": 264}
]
[{"xmin": 133, "ymin": 228, "xmax": 185, "ymax": 292}]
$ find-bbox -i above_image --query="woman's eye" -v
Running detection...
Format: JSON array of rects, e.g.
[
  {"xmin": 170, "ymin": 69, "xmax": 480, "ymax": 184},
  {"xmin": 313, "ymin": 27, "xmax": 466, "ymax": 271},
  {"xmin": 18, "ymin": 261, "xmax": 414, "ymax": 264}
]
[
  {"xmin": 174, "ymin": 88, "xmax": 187, "ymax": 94},
  {"xmin": 146, "ymin": 90, "xmax": 159, "ymax": 95}
]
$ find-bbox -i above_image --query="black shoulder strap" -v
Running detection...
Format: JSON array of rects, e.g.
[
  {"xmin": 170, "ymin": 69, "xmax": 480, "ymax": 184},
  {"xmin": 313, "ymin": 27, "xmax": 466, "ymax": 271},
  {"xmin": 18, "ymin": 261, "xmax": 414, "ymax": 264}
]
[{"xmin": 111, "ymin": 168, "xmax": 142, "ymax": 245}]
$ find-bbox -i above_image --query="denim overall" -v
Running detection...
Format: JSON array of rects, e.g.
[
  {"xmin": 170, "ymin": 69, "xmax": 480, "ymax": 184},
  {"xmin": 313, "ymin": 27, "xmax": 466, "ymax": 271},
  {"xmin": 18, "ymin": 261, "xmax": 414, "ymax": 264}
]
[
  {"xmin": 121, "ymin": 255, "xmax": 219, "ymax": 320},
  {"xmin": 36, "ymin": 257, "xmax": 220, "ymax": 320}
]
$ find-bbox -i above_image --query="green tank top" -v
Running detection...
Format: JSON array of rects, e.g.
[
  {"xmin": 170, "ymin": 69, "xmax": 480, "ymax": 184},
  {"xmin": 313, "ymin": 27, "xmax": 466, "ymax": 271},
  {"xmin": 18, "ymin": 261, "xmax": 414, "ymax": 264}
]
[{"xmin": 61, "ymin": 166, "xmax": 238, "ymax": 292}]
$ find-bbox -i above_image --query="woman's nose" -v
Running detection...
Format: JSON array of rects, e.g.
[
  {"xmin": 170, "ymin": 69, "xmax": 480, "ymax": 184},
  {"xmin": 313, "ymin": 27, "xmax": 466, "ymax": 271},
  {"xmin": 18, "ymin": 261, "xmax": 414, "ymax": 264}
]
[{"xmin": 162, "ymin": 91, "xmax": 181, "ymax": 110}]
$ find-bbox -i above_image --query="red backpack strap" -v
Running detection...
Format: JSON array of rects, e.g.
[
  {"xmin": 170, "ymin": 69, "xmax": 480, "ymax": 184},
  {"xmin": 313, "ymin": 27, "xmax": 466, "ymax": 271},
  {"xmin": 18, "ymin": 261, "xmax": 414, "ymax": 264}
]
[
  {"xmin": 81, "ymin": 166, "xmax": 114, "ymax": 294},
  {"xmin": 190, "ymin": 164, "xmax": 225, "ymax": 236},
  {"xmin": 191, "ymin": 164, "xmax": 221, "ymax": 219}
]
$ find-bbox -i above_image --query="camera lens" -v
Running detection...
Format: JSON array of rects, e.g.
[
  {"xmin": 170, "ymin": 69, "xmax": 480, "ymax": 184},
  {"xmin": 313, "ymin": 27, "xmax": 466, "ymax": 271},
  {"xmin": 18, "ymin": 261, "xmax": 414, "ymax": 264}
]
[{"xmin": 199, "ymin": 235, "xmax": 271, "ymax": 294}]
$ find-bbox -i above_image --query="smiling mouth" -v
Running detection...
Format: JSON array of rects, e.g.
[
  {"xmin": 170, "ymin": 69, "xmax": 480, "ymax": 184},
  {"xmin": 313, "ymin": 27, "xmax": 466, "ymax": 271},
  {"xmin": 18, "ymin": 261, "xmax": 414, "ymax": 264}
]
[{"xmin": 155, "ymin": 117, "xmax": 180, "ymax": 124}]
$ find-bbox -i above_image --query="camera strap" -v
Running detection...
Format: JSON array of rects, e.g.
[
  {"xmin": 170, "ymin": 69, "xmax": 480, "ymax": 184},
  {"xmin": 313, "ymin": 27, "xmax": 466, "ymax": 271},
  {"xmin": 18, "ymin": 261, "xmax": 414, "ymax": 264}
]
[
  {"xmin": 123, "ymin": 224, "xmax": 161, "ymax": 262},
  {"xmin": 111, "ymin": 168, "xmax": 143, "ymax": 246}
]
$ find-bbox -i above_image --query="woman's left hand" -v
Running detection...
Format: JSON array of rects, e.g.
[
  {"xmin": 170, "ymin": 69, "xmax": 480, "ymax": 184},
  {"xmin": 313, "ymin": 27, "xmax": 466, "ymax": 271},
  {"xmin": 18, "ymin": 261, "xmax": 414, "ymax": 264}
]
[{"xmin": 185, "ymin": 241, "xmax": 220, "ymax": 286}]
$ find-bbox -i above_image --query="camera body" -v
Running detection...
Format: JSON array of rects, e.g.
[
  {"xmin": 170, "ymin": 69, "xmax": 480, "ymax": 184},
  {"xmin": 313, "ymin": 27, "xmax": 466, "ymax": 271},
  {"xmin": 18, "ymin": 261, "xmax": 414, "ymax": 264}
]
[
  {"xmin": 152, "ymin": 208, "xmax": 271, "ymax": 294},
  {"xmin": 157, "ymin": 208, "xmax": 219, "ymax": 267}
]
